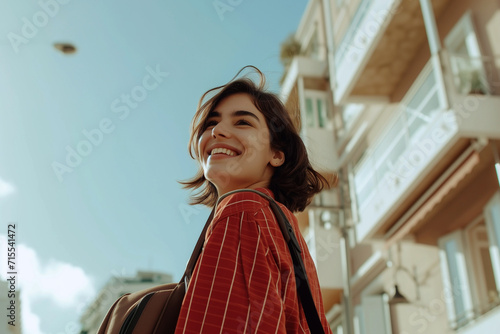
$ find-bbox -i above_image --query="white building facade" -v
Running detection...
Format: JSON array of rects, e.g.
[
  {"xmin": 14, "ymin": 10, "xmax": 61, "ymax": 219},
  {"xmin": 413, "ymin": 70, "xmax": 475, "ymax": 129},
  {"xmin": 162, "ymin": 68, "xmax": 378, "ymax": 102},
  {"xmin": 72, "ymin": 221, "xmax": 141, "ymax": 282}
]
[{"xmin": 281, "ymin": 0, "xmax": 500, "ymax": 333}]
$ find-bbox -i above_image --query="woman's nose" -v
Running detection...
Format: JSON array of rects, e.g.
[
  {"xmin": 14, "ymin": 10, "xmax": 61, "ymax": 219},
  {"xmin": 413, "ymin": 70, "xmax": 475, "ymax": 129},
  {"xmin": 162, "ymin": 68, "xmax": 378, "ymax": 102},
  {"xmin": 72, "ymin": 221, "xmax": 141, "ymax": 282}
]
[{"xmin": 211, "ymin": 121, "xmax": 230, "ymax": 138}]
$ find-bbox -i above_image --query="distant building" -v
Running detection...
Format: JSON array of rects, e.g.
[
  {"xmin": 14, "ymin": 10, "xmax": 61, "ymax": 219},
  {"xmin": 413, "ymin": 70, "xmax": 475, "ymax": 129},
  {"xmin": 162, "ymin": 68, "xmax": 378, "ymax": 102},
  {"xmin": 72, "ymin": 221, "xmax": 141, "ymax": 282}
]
[
  {"xmin": 0, "ymin": 280, "xmax": 22, "ymax": 334},
  {"xmin": 281, "ymin": 0, "xmax": 500, "ymax": 333},
  {"xmin": 79, "ymin": 270, "xmax": 173, "ymax": 333}
]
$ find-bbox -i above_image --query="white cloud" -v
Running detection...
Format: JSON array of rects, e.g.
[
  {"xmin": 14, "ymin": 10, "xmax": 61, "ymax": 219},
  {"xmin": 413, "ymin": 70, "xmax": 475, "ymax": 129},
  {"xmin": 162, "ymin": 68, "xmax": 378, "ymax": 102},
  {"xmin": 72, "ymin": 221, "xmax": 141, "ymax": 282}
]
[
  {"xmin": 21, "ymin": 300, "xmax": 43, "ymax": 334},
  {"xmin": 0, "ymin": 178, "xmax": 15, "ymax": 197},
  {"xmin": 0, "ymin": 235, "xmax": 96, "ymax": 334}
]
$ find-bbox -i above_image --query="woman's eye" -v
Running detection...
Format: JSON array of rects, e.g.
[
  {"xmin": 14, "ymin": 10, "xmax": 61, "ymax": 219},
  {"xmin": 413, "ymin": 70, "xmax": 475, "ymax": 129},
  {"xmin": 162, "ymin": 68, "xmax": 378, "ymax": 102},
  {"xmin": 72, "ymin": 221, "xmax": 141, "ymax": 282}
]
[
  {"xmin": 205, "ymin": 120, "xmax": 218, "ymax": 128},
  {"xmin": 236, "ymin": 119, "xmax": 251, "ymax": 126}
]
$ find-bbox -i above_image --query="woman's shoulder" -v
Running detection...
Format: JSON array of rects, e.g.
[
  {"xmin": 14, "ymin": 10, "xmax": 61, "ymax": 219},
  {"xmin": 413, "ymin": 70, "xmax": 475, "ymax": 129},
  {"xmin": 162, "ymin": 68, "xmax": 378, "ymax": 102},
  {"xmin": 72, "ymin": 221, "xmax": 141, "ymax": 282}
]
[{"xmin": 214, "ymin": 188, "xmax": 276, "ymax": 219}]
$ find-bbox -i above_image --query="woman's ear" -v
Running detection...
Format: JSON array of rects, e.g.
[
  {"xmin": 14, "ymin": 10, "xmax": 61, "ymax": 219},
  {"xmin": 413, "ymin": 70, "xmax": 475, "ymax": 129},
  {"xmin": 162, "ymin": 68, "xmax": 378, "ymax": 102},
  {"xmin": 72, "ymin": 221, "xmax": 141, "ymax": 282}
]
[{"xmin": 270, "ymin": 150, "xmax": 285, "ymax": 167}]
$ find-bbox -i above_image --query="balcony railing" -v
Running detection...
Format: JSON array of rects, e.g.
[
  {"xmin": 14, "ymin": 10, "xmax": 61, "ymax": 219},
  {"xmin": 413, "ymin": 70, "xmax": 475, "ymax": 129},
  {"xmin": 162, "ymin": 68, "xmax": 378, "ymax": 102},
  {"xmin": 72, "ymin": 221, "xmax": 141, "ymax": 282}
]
[
  {"xmin": 353, "ymin": 58, "xmax": 447, "ymax": 211},
  {"xmin": 447, "ymin": 53, "xmax": 500, "ymax": 96},
  {"xmin": 333, "ymin": 0, "xmax": 398, "ymax": 103},
  {"xmin": 335, "ymin": 0, "xmax": 372, "ymax": 70}
]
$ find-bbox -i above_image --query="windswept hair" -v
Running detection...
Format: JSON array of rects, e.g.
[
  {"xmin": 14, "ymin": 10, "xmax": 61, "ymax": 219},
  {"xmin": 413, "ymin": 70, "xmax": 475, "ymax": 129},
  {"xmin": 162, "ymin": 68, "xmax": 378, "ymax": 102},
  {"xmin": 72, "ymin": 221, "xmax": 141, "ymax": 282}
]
[{"xmin": 180, "ymin": 66, "xmax": 333, "ymax": 212}]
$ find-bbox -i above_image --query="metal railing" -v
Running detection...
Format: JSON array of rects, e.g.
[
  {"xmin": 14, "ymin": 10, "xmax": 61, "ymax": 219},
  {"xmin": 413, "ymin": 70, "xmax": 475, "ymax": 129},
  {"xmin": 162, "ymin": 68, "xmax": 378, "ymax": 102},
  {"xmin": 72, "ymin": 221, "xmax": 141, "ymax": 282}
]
[
  {"xmin": 335, "ymin": 0, "xmax": 371, "ymax": 69},
  {"xmin": 352, "ymin": 59, "xmax": 445, "ymax": 210},
  {"xmin": 447, "ymin": 53, "xmax": 500, "ymax": 96},
  {"xmin": 351, "ymin": 52, "xmax": 500, "ymax": 211}
]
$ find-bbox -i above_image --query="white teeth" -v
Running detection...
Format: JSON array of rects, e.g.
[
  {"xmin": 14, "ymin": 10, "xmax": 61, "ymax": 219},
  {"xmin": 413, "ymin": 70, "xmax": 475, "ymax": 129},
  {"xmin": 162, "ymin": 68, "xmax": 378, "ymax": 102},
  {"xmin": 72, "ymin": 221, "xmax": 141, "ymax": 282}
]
[{"xmin": 210, "ymin": 147, "xmax": 237, "ymax": 156}]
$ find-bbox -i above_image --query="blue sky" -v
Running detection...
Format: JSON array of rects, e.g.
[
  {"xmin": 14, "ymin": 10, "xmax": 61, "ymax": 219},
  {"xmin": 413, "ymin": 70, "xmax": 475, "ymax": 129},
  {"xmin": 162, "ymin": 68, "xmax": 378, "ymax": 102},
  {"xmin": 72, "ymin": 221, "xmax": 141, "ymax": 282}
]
[{"xmin": 0, "ymin": 0, "xmax": 308, "ymax": 332}]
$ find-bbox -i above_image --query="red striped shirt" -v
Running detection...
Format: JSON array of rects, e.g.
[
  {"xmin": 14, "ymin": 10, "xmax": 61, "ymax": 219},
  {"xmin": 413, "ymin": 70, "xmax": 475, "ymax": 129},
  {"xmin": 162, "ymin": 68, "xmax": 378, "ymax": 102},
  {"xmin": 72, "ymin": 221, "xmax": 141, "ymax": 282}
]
[{"xmin": 175, "ymin": 188, "xmax": 332, "ymax": 333}]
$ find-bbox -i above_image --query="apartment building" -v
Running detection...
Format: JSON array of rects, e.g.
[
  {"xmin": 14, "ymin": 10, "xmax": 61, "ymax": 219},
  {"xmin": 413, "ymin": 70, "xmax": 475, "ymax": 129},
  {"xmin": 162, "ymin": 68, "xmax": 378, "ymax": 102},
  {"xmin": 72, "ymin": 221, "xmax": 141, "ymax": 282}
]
[{"xmin": 280, "ymin": 0, "xmax": 500, "ymax": 333}]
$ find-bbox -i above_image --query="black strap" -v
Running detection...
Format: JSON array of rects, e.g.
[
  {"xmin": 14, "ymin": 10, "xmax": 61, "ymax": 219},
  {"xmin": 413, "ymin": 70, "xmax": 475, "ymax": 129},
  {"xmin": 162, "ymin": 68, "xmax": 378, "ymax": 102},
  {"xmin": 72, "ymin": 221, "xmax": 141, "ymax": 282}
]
[
  {"xmin": 182, "ymin": 209, "xmax": 215, "ymax": 286},
  {"xmin": 217, "ymin": 189, "xmax": 326, "ymax": 334}
]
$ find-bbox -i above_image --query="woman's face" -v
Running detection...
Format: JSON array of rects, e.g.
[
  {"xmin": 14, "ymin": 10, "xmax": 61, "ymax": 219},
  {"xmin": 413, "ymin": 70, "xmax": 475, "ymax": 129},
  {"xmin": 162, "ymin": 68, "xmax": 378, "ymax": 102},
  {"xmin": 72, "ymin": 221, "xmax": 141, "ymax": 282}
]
[{"xmin": 198, "ymin": 93, "xmax": 284, "ymax": 196}]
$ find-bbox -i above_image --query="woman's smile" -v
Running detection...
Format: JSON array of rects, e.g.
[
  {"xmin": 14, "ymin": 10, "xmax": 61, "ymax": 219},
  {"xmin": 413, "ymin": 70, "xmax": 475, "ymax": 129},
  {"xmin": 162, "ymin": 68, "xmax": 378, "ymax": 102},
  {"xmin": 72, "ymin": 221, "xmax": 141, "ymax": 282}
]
[{"xmin": 205, "ymin": 143, "xmax": 242, "ymax": 161}]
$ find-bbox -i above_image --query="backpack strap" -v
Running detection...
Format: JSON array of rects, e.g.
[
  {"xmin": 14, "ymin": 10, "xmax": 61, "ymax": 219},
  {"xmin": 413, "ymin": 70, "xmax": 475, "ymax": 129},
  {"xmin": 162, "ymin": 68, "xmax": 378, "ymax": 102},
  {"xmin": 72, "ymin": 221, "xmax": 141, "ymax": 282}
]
[{"xmin": 217, "ymin": 189, "xmax": 326, "ymax": 334}]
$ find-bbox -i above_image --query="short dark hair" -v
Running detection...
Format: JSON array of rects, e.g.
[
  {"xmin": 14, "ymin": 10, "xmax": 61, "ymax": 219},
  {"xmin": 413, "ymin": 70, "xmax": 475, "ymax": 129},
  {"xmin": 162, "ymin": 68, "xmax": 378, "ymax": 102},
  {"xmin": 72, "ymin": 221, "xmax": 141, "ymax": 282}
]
[{"xmin": 180, "ymin": 66, "xmax": 333, "ymax": 212}]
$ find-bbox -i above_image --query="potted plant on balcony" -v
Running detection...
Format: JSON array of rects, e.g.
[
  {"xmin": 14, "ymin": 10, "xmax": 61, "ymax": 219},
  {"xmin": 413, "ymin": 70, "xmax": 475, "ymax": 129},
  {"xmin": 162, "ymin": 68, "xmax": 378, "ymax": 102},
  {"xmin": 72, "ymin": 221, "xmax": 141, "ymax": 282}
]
[
  {"xmin": 279, "ymin": 34, "xmax": 302, "ymax": 84},
  {"xmin": 457, "ymin": 68, "xmax": 489, "ymax": 95},
  {"xmin": 280, "ymin": 34, "xmax": 302, "ymax": 67}
]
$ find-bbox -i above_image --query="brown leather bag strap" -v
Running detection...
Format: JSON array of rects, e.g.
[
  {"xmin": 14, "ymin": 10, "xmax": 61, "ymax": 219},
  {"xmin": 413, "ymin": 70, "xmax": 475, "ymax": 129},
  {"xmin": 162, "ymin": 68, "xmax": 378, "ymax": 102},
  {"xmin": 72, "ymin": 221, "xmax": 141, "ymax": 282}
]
[{"xmin": 182, "ymin": 208, "xmax": 215, "ymax": 286}]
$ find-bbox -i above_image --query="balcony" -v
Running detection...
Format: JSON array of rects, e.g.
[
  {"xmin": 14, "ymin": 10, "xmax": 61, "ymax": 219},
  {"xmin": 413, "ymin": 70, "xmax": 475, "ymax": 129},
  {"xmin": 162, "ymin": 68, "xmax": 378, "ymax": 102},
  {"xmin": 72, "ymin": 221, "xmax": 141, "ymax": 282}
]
[
  {"xmin": 280, "ymin": 56, "xmax": 327, "ymax": 103},
  {"xmin": 446, "ymin": 53, "xmax": 500, "ymax": 138},
  {"xmin": 350, "ymin": 53, "xmax": 500, "ymax": 243},
  {"xmin": 334, "ymin": 0, "xmax": 453, "ymax": 104}
]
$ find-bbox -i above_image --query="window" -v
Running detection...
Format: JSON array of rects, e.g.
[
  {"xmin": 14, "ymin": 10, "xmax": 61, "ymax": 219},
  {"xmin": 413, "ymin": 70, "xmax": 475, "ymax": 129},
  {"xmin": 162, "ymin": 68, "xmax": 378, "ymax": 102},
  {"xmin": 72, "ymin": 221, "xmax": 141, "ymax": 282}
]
[
  {"xmin": 485, "ymin": 192, "xmax": 500, "ymax": 298},
  {"xmin": 438, "ymin": 192, "xmax": 500, "ymax": 329},
  {"xmin": 303, "ymin": 91, "xmax": 331, "ymax": 129},
  {"xmin": 306, "ymin": 97, "xmax": 315, "ymax": 127},
  {"xmin": 466, "ymin": 222, "xmax": 498, "ymax": 312},
  {"xmin": 317, "ymin": 98, "xmax": 326, "ymax": 128},
  {"xmin": 439, "ymin": 230, "xmax": 474, "ymax": 328},
  {"xmin": 354, "ymin": 295, "xmax": 392, "ymax": 334}
]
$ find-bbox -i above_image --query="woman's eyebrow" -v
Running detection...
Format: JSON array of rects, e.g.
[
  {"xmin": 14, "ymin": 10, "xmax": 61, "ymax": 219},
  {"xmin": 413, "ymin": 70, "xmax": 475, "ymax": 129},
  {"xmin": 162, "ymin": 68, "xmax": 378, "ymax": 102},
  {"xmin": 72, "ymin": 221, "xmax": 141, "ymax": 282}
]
[
  {"xmin": 232, "ymin": 110, "xmax": 260, "ymax": 123},
  {"xmin": 207, "ymin": 111, "xmax": 221, "ymax": 118},
  {"xmin": 208, "ymin": 110, "xmax": 260, "ymax": 123}
]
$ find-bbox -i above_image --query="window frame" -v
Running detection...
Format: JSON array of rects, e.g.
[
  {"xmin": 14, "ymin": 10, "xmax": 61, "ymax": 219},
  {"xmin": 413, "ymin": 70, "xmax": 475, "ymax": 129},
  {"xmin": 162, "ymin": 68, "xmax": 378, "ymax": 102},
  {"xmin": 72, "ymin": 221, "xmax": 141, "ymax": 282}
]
[
  {"xmin": 438, "ymin": 229, "xmax": 475, "ymax": 329},
  {"xmin": 303, "ymin": 89, "xmax": 332, "ymax": 130},
  {"xmin": 484, "ymin": 191, "xmax": 500, "ymax": 293},
  {"xmin": 464, "ymin": 216, "xmax": 498, "ymax": 314}
]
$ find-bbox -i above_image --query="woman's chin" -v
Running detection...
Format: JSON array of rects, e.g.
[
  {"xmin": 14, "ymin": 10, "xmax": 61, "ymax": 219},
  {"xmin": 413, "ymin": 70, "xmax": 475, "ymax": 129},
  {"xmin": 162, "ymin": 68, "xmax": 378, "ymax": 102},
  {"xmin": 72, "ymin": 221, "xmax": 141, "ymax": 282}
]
[{"xmin": 205, "ymin": 171, "xmax": 233, "ymax": 190}]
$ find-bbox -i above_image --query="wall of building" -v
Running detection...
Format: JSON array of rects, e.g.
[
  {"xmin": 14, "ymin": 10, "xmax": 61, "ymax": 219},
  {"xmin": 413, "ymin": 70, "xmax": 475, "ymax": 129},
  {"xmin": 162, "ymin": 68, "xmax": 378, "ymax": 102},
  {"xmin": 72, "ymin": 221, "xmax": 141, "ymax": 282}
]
[{"xmin": 384, "ymin": 242, "xmax": 449, "ymax": 334}]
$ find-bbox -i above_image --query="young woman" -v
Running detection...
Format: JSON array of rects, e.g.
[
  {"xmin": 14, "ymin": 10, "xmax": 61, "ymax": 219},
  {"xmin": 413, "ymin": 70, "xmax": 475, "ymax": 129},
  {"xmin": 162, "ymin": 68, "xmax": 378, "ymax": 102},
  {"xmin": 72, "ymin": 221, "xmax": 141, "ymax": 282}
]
[{"xmin": 176, "ymin": 67, "xmax": 334, "ymax": 333}]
